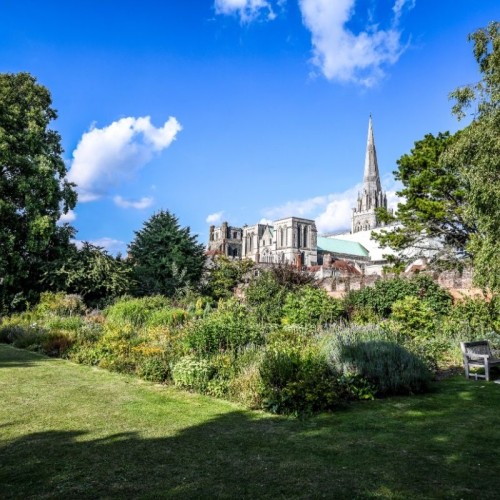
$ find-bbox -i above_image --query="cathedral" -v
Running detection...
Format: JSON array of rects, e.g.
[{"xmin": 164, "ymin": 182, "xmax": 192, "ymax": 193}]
[{"xmin": 207, "ymin": 117, "xmax": 392, "ymax": 273}]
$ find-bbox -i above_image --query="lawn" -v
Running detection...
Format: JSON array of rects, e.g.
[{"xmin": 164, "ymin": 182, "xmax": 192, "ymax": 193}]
[{"xmin": 1, "ymin": 345, "xmax": 500, "ymax": 499}]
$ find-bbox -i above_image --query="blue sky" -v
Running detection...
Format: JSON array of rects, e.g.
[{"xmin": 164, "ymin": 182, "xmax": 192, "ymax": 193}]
[{"xmin": 2, "ymin": 0, "xmax": 498, "ymax": 254}]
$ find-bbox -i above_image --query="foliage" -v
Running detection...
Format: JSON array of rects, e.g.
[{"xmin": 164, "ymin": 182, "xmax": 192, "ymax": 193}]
[
  {"xmin": 34, "ymin": 292, "xmax": 86, "ymax": 317},
  {"xmin": 282, "ymin": 286, "xmax": 344, "ymax": 326},
  {"xmin": 446, "ymin": 23, "xmax": 500, "ymax": 290},
  {"xmin": 245, "ymin": 269, "xmax": 289, "ymax": 324},
  {"xmin": 184, "ymin": 299, "xmax": 263, "ymax": 355},
  {"xmin": 373, "ymin": 131, "xmax": 473, "ymax": 267},
  {"xmin": 47, "ymin": 243, "xmax": 133, "ymax": 308},
  {"xmin": 327, "ymin": 336, "xmax": 431, "ymax": 396},
  {"xmin": 442, "ymin": 295, "xmax": 500, "ymax": 338},
  {"xmin": 105, "ymin": 295, "xmax": 172, "ymax": 327},
  {"xmin": 205, "ymin": 255, "xmax": 254, "ymax": 300},
  {"xmin": 0, "ymin": 72, "xmax": 77, "ymax": 311},
  {"xmin": 266, "ymin": 264, "xmax": 316, "ymax": 289},
  {"xmin": 345, "ymin": 275, "xmax": 452, "ymax": 318},
  {"xmin": 128, "ymin": 210, "xmax": 205, "ymax": 297},
  {"xmin": 171, "ymin": 355, "xmax": 214, "ymax": 392},
  {"xmin": 259, "ymin": 346, "xmax": 345, "ymax": 415},
  {"xmin": 388, "ymin": 296, "xmax": 437, "ymax": 340}
]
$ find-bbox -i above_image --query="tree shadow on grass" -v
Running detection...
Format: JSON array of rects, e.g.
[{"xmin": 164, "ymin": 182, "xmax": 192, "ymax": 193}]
[
  {"xmin": 0, "ymin": 345, "xmax": 51, "ymax": 368},
  {"xmin": 1, "ymin": 380, "xmax": 500, "ymax": 500}
]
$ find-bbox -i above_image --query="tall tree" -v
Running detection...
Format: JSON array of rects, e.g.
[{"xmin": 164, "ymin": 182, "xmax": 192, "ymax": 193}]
[
  {"xmin": 128, "ymin": 210, "xmax": 205, "ymax": 297},
  {"xmin": 446, "ymin": 21, "xmax": 500, "ymax": 290},
  {"xmin": 0, "ymin": 72, "xmax": 77, "ymax": 311},
  {"xmin": 47, "ymin": 242, "xmax": 133, "ymax": 308},
  {"xmin": 373, "ymin": 131, "xmax": 474, "ymax": 268}
]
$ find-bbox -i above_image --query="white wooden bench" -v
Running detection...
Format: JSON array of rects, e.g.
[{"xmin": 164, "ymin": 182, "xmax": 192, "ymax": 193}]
[{"xmin": 460, "ymin": 340, "xmax": 500, "ymax": 382}]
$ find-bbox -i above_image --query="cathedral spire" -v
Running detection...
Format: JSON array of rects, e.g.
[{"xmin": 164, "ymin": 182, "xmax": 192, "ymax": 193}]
[
  {"xmin": 363, "ymin": 115, "xmax": 382, "ymax": 192},
  {"xmin": 351, "ymin": 115, "xmax": 388, "ymax": 233}
]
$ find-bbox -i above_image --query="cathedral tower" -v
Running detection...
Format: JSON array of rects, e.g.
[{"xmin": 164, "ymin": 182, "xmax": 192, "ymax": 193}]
[{"xmin": 351, "ymin": 116, "xmax": 388, "ymax": 233}]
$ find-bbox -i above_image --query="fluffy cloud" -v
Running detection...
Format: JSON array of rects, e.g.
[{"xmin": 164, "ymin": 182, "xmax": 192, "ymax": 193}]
[
  {"xmin": 262, "ymin": 177, "xmax": 401, "ymax": 235},
  {"xmin": 206, "ymin": 211, "xmax": 224, "ymax": 224},
  {"xmin": 72, "ymin": 237, "xmax": 127, "ymax": 255},
  {"xmin": 113, "ymin": 195, "xmax": 154, "ymax": 209},
  {"xmin": 58, "ymin": 209, "xmax": 76, "ymax": 224},
  {"xmin": 214, "ymin": 0, "xmax": 280, "ymax": 22},
  {"xmin": 68, "ymin": 116, "xmax": 182, "ymax": 202},
  {"xmin": 259, "ymin": 217, "xmax": 274, "ymax": 225},
  {"xmin": 297, "ymin": 0, "xmax": 413, "ymax": 86}
]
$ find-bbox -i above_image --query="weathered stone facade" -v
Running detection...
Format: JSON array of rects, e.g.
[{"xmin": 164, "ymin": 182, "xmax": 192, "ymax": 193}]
[{"xmin": 208, "ymin": 217, "xmax": 318, "ymax": 267}]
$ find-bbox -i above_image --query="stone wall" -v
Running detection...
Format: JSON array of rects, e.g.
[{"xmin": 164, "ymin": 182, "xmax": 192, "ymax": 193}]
[{"xmin": 321, "ymin": 268, "xmax": 474, "ymax": 294}]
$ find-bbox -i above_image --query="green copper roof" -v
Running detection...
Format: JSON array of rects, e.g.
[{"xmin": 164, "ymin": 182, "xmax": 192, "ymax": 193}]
[{"xmin": 317, "ymin": 236, "xmax": 370, "ymax": 258}]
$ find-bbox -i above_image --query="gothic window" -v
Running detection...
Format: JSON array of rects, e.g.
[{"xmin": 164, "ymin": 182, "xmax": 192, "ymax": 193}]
[
  {"xmin": 297, "ymin": 226, "xmax": 301, "ymax": 248},
  {"xmin": 303, "ymin": 227, "xmax": 307, "ymax": 247}
]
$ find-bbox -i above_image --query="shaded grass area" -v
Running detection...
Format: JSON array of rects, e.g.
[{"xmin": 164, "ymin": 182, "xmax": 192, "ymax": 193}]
[{"xmin": 1, "ymin": 345, "xmax": 500, "ymax": 499}]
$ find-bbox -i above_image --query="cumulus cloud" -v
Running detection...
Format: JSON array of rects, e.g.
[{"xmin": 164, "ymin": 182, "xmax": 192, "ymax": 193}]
[
  {"xmin": 72, "ymin": 237, "xmax": 126, "ymax": 255},
  {"xmin": 113, "ymin": 195, "xmax": 154, "ymax": 210},
  {"xmin": 68, "ymin": 116, "xmax": 182, "ymax": 202},
  {"xmin": 206, "ymin": 211, "xmax": 224, "ymax": 224},
  {"xmin": 261, "ymin": 176, "xmax": 402, "ymax": 235},
  {"xmin": 58, "ymin": 209, "xmax": 76, "ymax": 224},
  {"xmin": 298, "ymin": 0, "xmax": 413, "ymax": 86},
  {"xmin": 259, "ymin": 217, "xmax": 274, "ymax": 225},
  {"xmin": 214, "ymin": 0, "xmax": 281, "ymax": 22}
]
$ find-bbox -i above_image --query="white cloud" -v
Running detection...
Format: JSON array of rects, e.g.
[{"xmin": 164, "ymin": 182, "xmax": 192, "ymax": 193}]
[
  {"xmin": 72, "ymin": 237, "xmax": 126, "ymax": 255},
  {"xmin": 214, "ymin": 0, "xmax": 280, "ymax": 22},
  {"xmin": 68, "ymin": 116, "xmax": 182, "ymax": 202},
  {"xmin": 298, "ymin": 0, "xmax": 413, "ymax": 86},
  {"xmin": 113, "ymin": 195, "xmax": 154, "ymax": 210},
  {"xmin": 206, "ymin": 211, "xmax": 224, "ymax": 224},
  {"xmin": 259, "ymin": 217, "xmax": 274, "ymax": 225},
  {"xmin": 58, "ymin": 209, "xmax": 76, "ymax": 224},
  {"xmin": 261, "ymin": 176, "xmax": 402, "ymax": 235}
]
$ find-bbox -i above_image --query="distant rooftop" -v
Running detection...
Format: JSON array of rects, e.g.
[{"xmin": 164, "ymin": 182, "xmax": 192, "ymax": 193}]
[{"xmin": 317, "ymin": 236, "xmax": 369, "ymax": 258}]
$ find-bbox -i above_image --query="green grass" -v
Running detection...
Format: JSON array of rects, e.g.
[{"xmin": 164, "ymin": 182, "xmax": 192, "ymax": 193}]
[{"xmin": 1, "ymin": 345, "xmax": 500, "ymax": 499}]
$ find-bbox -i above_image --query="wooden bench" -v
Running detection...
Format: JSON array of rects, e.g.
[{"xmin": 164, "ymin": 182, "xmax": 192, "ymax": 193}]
[{"xmin": 460, "ymin": 341, "xmax": 500, "ymax": 381}]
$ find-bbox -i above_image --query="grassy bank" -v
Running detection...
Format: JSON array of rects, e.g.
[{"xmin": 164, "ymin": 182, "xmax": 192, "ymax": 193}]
[{"xmin": 1, "ymin": 345, "xmax": 500, "ymax": 498}]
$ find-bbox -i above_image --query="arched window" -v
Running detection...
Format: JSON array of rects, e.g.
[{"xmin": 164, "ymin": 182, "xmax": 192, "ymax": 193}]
[{"xmin": 303, "ymin": 226, "xmax": 308, "ymax": 247}]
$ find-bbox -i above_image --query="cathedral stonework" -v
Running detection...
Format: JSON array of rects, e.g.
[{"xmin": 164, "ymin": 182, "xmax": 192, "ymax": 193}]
[
  {"xmin": 351, "ymin": 116, "xmax": 390, "ymax": 233},
  {"xmin": 207, "ymin": 116, "xmax": 392, "ymax": 271},
  {"xmin": 208, "ymin": 217, "xmax": 318, "ymax": 267}
]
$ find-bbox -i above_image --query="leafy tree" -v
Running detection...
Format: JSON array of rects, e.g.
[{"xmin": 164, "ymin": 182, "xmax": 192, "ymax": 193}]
[
  {"xmin": 446, "ymin": 22, "xmax": 500, "ymax": 290},
  {"xmin": 128, "ymin": 210, "xmax": 205, "ymax": 297},
  {"xmin": 0, "ymin": 72, "xmax": 77, "ymax": 311},
  {"xmin": 205, "ymin": 255, "xmax": 254, "ymax": 300},
  {"xmin": 373, "ymin": 132, "xmax": 474, "ymax": 267},
  {"xmin": 49, "ymin": 242, "xmax": 132, "ymax": 308}
]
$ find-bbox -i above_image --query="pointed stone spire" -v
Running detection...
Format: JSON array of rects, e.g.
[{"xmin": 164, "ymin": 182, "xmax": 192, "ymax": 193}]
[
  {"xmin": 363, "ymin": 115, "xmax": 382, "ymax": 192},
  {"xmin": 351, "ymin": 115, "xmax": 388, "ymax": 233}
]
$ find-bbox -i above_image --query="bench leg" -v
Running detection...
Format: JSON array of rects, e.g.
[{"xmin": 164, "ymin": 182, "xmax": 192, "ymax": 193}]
[{"xmin": 485, "ymin": 359, "xmax": 490, "ymax": 382}]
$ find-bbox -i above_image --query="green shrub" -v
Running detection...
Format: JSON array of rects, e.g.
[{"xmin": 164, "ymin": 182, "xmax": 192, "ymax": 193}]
[
  {"xmin": 228, "ymin": 347, "xmax": 264, "ymax": 408},
  {"xmin": 282, "ymin": 286, "xmax": 344, "ymax": 326},
  {"xmin": 146, "ymin": 308, "xmax": 187, "ymax": 328},
  {"xmin": 328, "ymin": 337, "xmax": 431, "ymax": 396},
  {"xmin": 34, "ymin": 292, "xmax": 86, "ymax": 317},
  {"xmin": 105, "ymin": 296, "xmax": 172, "ymax": 327},
  {"xmin": 184, "ymin": 300, "xmax": 263, "ymax": 355},
  {"xmin": 136, "ymin": 355, "xmax": 170, "ymax": 383},
  {"xmin": 346, "ymin": 275, "xmax": 452, "ymax": 318},
  {"xmin": 387, "ymin": 296, "xmax": 437, "ymax": 339},
  {"xmin": 171, "ymin": 356, "xmax": 214, "ymax": 392},
  {"xmin": 245, "ymin": 270, "xmax": 289, "ymax": 324},
  {"xmin": 259, "ymin": 346, "xmax": 345, "ymax": 415}
]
